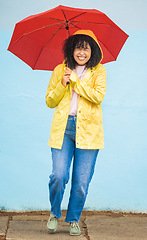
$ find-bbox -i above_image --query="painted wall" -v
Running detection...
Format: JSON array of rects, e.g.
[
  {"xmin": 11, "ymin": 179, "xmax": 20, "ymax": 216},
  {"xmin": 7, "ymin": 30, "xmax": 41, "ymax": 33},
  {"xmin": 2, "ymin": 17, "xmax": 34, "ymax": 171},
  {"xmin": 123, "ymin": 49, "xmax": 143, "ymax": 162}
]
[
  {"xmin": 0, "ymin": 30, "xmax": 146, "ymax": 212},
  {"xmin": 0, "ymin": 1, "xmax": 147, "ymax": 211}
]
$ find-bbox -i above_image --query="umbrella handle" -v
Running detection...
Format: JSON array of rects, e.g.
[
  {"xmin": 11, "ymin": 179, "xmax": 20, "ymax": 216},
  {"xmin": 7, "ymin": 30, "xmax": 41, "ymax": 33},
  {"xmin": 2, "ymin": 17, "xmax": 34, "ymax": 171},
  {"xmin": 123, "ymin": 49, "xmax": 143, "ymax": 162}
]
[
  {"xmin": 66, "ymin": 64, "xmax": 71, "ymax": 89},
  {"xmin": 66, "ymin": 81, "xmax": 70, "ymax": 92}
]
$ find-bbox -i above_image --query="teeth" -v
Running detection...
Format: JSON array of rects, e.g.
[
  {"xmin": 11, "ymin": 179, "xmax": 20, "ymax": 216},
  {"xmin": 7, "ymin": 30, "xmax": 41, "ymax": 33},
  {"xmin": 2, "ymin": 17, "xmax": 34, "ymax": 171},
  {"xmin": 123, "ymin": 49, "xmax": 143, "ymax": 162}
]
[{"xmin": 78, "ymin": 57, "xmax": 85, "ymax": 60}]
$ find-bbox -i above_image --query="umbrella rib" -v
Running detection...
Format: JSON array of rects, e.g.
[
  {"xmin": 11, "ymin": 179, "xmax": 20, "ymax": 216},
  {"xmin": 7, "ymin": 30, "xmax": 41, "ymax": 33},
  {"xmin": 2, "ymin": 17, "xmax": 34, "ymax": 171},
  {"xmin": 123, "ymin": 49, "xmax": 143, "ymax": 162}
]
[
  {"xmin": 9, "ymin": 22, "xmax": 64, "ymax": 49},
  {"xmin": 68, "ymin": 12, "xmax": 87, "ymax": 22},
  {"xmin": 61, "ymin": 9, "xmax": 68, "ymax": 21},
  {"xmin": 33, "ymin": 25, "xmax": 64, "ymax": 69},
  {"xmin": 24, "ymin": 22, "xmax": 62, "ymax": 34},
  {"xmin": 97, "ymin": 39, "xmax": 116, "ymax": 60},
  {"xmin": 61, "ymin": 10, "xmax": 70, "ymax": 37},
  {"xmin": 69, "ymin": 22, "xmax": 80, "ymax": 30},
  {"xmin": 70, "ymin": 19, "xmax": 127, "ymax": 36},
  {"xmin": 70, "ymin": 20, "xmax": 118, "ymax": 28},
  {"xmin": 46, "ymin": 17, "xmax": 66, "ymax": 27}
]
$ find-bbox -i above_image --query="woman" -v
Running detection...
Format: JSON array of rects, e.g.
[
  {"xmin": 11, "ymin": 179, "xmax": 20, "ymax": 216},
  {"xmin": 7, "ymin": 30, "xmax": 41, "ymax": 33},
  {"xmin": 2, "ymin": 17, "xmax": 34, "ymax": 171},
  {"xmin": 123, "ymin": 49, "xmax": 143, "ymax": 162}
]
[{"xmin": 45, "ymin": 30, "xmax": 107, "ymax": 236}]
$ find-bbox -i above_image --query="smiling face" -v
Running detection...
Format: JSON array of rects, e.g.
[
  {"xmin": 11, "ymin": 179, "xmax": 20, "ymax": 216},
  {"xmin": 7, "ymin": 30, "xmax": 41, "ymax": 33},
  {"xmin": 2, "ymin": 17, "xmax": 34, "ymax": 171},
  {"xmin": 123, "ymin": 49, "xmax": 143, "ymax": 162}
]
[{"xmin": 73, "ymin": 42, "xmax": 91, "ymax": 66}]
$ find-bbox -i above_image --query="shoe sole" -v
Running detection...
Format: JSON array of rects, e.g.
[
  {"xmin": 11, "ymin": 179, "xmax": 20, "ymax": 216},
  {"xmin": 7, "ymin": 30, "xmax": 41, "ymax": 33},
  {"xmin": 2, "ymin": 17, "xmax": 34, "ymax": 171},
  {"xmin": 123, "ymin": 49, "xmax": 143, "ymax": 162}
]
[
  {"xmin": 47, "ymin": 225, "xmax": 58, "ymax": 232},
  {"xmin": 70, "ymin": 234, "xmax": 81, "ymax": 236},
  {"xmin": 70, "ymin": 232, "xmax": 81, "ymax": 236},
  {"xmin": 47, "ymin": 227, "xmax": 57, "ymax": 232}
]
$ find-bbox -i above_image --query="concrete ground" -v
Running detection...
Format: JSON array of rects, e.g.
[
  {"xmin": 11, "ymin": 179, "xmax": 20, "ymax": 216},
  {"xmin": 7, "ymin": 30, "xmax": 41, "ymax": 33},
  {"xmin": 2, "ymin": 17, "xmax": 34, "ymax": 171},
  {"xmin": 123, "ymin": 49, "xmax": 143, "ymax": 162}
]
[{"xmin": 0, "ymin": 210, "xmax": 147, "ymax": 240}]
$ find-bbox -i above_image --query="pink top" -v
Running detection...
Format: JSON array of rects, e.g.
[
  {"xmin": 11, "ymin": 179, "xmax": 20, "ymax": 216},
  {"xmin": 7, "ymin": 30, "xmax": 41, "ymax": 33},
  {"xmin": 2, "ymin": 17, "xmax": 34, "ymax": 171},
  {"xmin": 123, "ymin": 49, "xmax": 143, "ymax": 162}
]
[{"xmin": 69, "ymin": 65, "xmax": 87, "ymax": 115}]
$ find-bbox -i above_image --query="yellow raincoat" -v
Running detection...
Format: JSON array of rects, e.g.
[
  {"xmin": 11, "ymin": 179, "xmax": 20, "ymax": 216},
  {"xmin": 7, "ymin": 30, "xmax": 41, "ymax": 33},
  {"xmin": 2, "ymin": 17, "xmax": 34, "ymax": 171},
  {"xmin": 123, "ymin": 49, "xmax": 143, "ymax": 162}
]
[{"xmin": 45, "ymin": 30, "xmax": 107, "ymax": 149}]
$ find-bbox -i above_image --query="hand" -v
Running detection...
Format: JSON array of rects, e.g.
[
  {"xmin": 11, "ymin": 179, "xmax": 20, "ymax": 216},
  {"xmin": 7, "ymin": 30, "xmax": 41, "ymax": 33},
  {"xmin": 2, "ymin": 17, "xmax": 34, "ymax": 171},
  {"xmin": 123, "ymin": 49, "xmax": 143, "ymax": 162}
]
[{"xmin": 61, "ymin": 68, "xmax": 72, "ymax": 87}]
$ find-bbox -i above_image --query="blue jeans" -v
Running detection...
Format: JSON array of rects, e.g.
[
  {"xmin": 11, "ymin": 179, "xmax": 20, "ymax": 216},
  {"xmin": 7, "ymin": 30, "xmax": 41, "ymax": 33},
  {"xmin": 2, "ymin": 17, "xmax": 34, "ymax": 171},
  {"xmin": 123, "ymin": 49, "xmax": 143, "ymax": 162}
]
[{"xmin": 49, "ymin": 115, "xmax": 99, "ymax": 223}]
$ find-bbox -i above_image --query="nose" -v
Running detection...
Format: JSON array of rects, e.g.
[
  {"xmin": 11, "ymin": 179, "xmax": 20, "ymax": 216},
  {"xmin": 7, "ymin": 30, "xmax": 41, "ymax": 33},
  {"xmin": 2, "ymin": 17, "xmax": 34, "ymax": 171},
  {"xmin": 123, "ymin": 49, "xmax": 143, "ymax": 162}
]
[{"xmin": 79, "ymin": 49, "xmax": 85, "ymax": 55}]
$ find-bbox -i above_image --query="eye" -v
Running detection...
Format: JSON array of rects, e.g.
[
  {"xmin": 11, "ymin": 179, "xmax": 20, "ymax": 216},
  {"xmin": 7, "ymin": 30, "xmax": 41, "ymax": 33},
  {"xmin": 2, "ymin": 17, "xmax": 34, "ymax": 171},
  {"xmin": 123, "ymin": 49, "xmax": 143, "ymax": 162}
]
[
  {"xmin": 84, "ymin": 47, "xmax": 89, "ymax": 51},
  {"xmin": 75, "ymin": 46, "xmax": 80, "ymax": 50}
]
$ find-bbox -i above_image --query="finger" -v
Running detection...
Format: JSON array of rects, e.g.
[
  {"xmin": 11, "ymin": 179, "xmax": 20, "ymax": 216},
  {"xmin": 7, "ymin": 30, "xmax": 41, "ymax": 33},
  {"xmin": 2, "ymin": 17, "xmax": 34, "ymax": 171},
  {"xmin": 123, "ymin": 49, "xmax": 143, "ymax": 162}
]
[
  {"xmin": 64, "ymin": 71, "xmax": 71, "ymax": 75},
  {"xmin": 66, "ymin": 67, "xmax": 71, "ymax": 71},
  {"xmin": 66, "ymin": 79, "xmax": 71, "ymax": 83},
  {"xmin": 65, "ymin": 68, "xmax": 72, "ymax": 74},
  {"xmin": 64, "ymin": 73, "xmax": 71, "ymax": 77}
]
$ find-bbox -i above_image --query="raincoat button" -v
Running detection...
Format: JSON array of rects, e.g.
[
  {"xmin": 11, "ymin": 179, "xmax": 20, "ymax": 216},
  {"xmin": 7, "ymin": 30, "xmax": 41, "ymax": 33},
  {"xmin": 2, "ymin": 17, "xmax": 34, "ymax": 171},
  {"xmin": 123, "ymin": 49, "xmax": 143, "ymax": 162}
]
[{"xmin": 79, "ymin": 110, "xmax": 81, "ymax": 113}]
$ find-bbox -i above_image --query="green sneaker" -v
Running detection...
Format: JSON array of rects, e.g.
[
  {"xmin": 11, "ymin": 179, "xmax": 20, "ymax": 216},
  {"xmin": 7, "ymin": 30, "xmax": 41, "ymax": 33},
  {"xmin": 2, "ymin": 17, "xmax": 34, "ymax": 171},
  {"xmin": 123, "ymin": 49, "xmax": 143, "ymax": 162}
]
[
  {"xmin": 47, "ymin": 214, "xmax": 58, "ymax": 232},
  {"xmin": 70, "ymin": 222, "xmax": 81, "ymax": 236}
]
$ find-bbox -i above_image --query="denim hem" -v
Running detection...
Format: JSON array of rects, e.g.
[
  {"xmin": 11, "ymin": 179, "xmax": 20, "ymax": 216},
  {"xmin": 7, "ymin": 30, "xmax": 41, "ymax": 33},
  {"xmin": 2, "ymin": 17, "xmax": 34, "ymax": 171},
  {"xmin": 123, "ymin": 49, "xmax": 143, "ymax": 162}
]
[
  {"xmin": 51, "ymin": 211, "xmax": 61, "ymax": 219},
  {"xmin": 64, "ymin": 218, "xmax": 79, "ymax": 223}
]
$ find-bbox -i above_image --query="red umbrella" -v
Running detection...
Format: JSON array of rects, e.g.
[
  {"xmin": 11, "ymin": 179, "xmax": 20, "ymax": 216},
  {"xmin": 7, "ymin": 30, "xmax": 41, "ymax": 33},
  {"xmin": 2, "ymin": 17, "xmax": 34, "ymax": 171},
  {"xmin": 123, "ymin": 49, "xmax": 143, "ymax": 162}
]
[{"xmin": 7, "ymin": 5, "xmax": 129, "ymax": 71}]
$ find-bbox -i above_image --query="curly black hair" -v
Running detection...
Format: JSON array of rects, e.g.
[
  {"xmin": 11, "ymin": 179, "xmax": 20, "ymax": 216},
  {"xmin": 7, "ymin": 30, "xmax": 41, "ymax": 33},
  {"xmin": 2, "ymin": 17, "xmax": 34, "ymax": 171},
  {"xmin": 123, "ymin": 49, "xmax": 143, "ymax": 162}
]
[{"xmin": 62, "ymin": 34, "xmax": 102, "ymax": 70}]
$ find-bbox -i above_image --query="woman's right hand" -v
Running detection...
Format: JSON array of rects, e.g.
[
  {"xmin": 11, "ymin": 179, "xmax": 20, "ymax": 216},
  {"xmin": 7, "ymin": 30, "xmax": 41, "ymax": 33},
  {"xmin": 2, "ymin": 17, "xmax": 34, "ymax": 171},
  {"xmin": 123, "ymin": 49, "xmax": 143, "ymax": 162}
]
[{"xmin": 61, "ymin": 68, "xmax": 72, "ymax": 87}]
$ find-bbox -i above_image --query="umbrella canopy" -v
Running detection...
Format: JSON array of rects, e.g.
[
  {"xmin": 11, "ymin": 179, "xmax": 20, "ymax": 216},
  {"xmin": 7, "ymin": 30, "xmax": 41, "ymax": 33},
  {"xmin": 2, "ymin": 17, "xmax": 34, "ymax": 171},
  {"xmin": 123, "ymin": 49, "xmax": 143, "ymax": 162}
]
[{"xmin": 8, "ymin": 5, "xmax": 129, "ymax": 71}]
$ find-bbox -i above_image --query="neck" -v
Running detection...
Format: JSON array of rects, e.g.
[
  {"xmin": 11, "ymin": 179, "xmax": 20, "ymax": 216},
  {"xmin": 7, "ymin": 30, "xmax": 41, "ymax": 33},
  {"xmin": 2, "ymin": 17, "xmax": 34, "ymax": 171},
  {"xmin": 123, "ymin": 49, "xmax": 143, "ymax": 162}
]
[{"xmin": 75, "ymin": 64, "xmax": 86, "ymax": 69}]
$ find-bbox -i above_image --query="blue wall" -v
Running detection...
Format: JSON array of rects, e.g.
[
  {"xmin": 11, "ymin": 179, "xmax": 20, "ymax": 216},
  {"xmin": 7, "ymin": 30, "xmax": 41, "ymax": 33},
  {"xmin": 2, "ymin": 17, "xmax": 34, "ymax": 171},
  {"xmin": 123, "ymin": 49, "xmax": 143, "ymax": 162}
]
[{"xmin": 0, "ymin": 30, "xmax": 147, "ymax": 211}]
